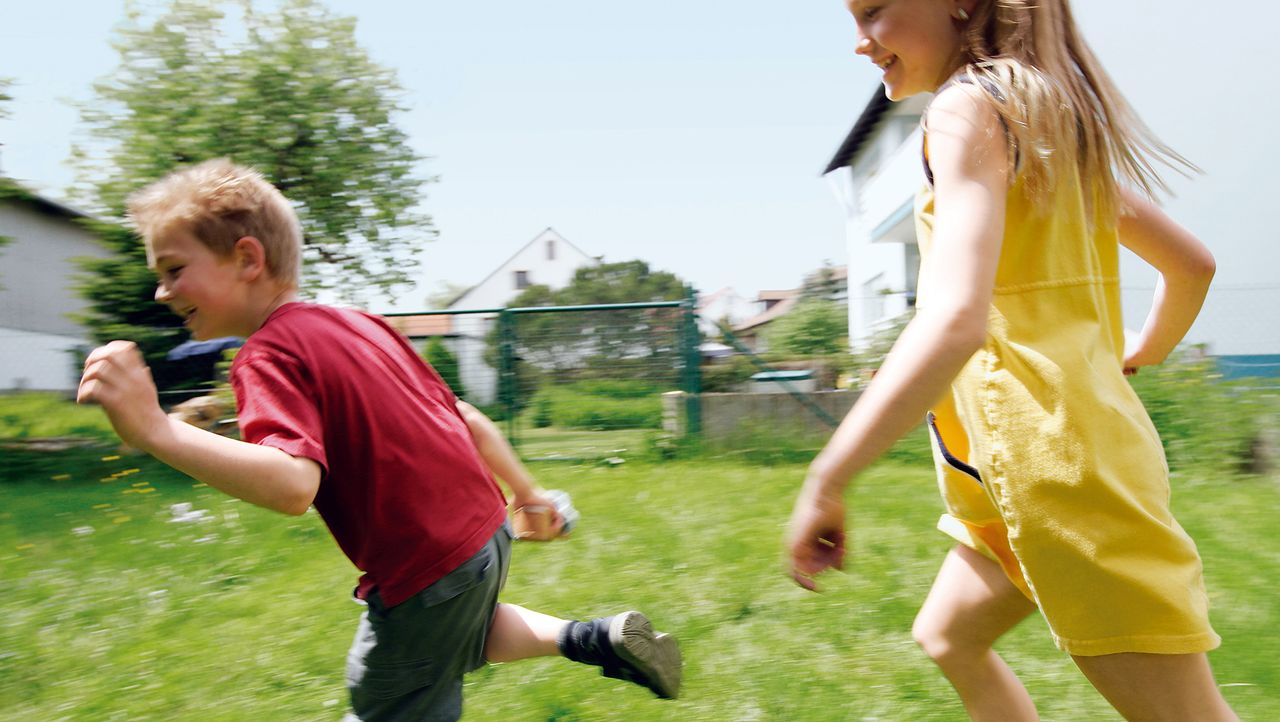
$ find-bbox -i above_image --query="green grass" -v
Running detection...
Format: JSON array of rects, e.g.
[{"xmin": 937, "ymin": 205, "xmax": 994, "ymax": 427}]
[
  {"xmin": 0, "ymin": 392, "xmax": 116, "ymax": 441},
  {"xmin": 1, "ymin": 447, "xmax": 1275, "ymax": 720}
]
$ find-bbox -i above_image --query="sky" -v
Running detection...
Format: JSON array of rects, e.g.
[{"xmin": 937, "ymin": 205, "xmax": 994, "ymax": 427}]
[{"xmin": 2, "ymin": 1, "xmax": 1278, "ymax": 325}]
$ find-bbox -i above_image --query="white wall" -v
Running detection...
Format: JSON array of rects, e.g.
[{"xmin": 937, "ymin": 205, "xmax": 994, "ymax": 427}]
[
  {"xmin": 447, "ymin": 229, "xmax": 597, "ymax": 404},
  {"xmin": 0, "ymin": 200, "xmax": 112, "ymax": 392}
]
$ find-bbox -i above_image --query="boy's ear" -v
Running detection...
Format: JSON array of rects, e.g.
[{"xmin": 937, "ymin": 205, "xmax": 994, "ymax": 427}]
[{"xmin": 232, "ymin": 236, "xmax": 268, "ymax": 280}]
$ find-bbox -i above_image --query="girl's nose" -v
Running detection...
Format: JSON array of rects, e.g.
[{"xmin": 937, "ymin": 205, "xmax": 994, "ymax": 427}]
[
  {"xmin": 155, "ymin": 283, "xmax": 172, "ymax": 303},
  {"xmin": 855, "ymin": 35, "xmax": 874, "ymax": 57}
]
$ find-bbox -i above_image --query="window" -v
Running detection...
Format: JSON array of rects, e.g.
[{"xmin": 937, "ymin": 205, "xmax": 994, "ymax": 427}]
[
  {"xmin": 546, "ymin": 240, "xmax": 556, "ymax": 261},
  {"xmin": 514, "ymin": 270, "xmax": 530, "ymax": 290}
]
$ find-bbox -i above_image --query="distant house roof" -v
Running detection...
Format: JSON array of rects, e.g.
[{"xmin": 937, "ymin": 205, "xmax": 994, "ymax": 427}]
[
  {"xmin": 734, "ymin": 293, "xmax": 799, "ymax": 334},
  {"xmin": 384, "ymin": 314, "xmax": 454, "ymax": 338},
  {"xmin": 822, "ymin": 87, "xmax": 893, "ymax": 175},
  {"xmin": 447, "ymin": 227, "xmax": 597, "ymax": 310},
  {"xmin": 0, "ymin": 177, "xmax": 97, "ymax": 221}
]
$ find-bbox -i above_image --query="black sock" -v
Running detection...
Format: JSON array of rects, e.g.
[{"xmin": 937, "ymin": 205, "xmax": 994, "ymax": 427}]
[{"xmin": 557, "ymin": 618, "xmax": 617, "ymax": 667}]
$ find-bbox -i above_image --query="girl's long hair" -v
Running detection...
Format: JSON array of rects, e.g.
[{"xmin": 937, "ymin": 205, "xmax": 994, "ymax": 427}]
[{"xmin": 958, "ymin": 0, "xmax": 1195, "ymax": 222}]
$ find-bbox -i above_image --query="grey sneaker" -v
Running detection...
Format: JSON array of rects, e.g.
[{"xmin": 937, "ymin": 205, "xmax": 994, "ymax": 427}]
[{"xmin": 606, "ymin": 611, "xmax": 682, "ymax": 699}]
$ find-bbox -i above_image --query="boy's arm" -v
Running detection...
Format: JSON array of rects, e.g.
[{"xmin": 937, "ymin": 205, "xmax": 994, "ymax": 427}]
[
  {"xmin": 1116, "ymin": 188, "xmax": 1216, "ymax": 370},
  {"xmin": 455, "ymin": 400, "xmax": 560, "ymax": 518},
  {"xmin": 79, "ymin": 341, "xmax": 320, "ymax": 516}
]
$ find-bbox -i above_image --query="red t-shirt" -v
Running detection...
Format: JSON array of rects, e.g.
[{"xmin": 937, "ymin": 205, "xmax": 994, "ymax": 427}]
[{"xmin": 229, "ymin": 303, "xmax": 507, "ymax": 608}]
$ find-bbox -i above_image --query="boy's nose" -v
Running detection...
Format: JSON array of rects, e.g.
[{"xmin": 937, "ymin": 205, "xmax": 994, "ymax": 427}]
[
  {"xmin": 855, "ymin": 35, "xmax": 874, "ymax": 57},
  {"xmin": 155, "ymin": 283, "xmax": 172, "ymax": 303}
]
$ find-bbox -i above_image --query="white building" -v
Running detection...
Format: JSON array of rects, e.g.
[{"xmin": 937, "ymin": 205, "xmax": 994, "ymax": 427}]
[
  {"xmin": 0, "ymin": 181, "xmax": 113, "ymax": 393},
  {"xmin": 825, "ymin": 87, "xmax": 1280, "ymax": 372},
  {"xmin": 444, "ymin": 228, "xmax": 597, "ymax": 403}
]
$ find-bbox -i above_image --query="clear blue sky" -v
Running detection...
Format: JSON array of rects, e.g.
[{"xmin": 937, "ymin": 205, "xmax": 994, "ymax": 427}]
[{"xmin": 3, "ymin": 1, "xmax": 1277, "ymax": 324}]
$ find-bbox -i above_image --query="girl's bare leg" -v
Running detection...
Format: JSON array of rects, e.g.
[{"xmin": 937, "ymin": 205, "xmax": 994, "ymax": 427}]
[
  {"xmin": 1072, "ymin": 651, "xmax": 1238, "ymax": 722},
  {"xmin": 913, "ymin": 545, "xmax": 1040, "ymax": 721}
]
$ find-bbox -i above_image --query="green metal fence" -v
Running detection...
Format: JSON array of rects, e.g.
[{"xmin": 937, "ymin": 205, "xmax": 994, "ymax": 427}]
[{"xmin": 384, "ymin": 289, "xmax": 701, "ymax": 460}]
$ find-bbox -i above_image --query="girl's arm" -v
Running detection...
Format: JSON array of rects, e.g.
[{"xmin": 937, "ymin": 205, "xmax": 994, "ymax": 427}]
[
  {"xmin": 79, "ymin": 341, "xmax": 321, "ymax": 516},
  {"xmin": 789, "ymin": 85, "xmax": 1008, "ymax": 587},
  {"xmin": 1115, "ymin": 189, "xmax": 1215, "ymax": 370}
]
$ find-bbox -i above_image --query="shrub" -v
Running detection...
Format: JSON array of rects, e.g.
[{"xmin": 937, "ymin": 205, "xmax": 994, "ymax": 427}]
[
  {"xmin": 534, "ymin": 383, "xmax": 663, "ymax": 430},
  {"xmin": 423, "ymin": 338, "xmax": 467, "ymax": 400}
]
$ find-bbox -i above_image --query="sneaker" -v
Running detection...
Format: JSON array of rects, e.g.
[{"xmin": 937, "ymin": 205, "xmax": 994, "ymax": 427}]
[{"xmin": 604, "ymin": 611, "xmax": 682, "ymax": 699}]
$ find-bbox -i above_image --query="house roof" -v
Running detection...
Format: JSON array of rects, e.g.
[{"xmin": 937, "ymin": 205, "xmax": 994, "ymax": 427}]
[
  {"xmin": 734, "ymin": 293, "xmax": 799, "ymax": 333},
  {"xmin": 447, "ymin": 227, "xmax": 597, "ymax": 310},
  {"xmin": 822, "ymin": 87, "xmax": 893, "ymax": 175},
  {"xmin": 0, "ymin": 177, "xmax": 97, "ymax": 221},
  {"xmin": 384, "ymin": 314, "xmax": 454, "ymax": 338}
]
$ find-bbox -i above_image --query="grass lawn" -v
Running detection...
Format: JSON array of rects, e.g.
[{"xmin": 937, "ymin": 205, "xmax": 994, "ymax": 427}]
[{"xmin": 1, "ymin": 446, "xmax": 1276, "ymax": 721}]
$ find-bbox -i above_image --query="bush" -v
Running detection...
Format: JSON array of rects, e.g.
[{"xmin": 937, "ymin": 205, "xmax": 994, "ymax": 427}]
[
  {"xmin": 701, "ymin": 356, "xmax": 757, "ymax": 393},
  {"xmin": 1127, "ymin": 348, "xmax": 1279, "ymax": 473},
  {"xmin": 423, "ymin": 338, "xmax": 467, "ymax": 400},
  {"xmin": 534, "ymin": 383, "xmax": 663, "ymax": 430}
]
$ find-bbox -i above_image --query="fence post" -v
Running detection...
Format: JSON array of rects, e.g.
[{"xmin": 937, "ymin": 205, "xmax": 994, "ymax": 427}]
[
  {"xmin": 682, "ymin": 286, "xmax": 702, "ymax": 435},
  {"xmin": 497, "ymin": 310, "xmax": 518, "ymax": 446}
]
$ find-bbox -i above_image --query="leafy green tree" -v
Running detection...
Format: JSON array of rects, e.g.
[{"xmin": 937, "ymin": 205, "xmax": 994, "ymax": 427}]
[
  {"xmin": 423, "ymin": 337, "xmax": 467, "ymax": 400},
  {"xmin": 495, "ymin": 260, "xmax": 688, "ymax": 375},
  {"xmin": 69, "ymin": 0, "xmax": 430, "ymax": 389},
  {"xmin": 0, "ymin": 78, "xmax": 14, "ymax": 261},
  {"xmin": 72, "ymin": 0, "xmax": 431, "ymax": 300},
  {"xmin": 765, "ymin": 299, "xmax": 847, "ymax": 356}
]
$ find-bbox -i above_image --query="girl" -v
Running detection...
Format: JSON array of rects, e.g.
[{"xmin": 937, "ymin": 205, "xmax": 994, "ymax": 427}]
[{"xmin": 787, "ymin": 1, "xmax": 1236, "ymax": 720}]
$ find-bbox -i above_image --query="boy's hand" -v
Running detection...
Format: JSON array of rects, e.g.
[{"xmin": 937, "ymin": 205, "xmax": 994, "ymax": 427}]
[
  {"xmin": 78, "ymin": 341, "xmax": 170, "ymax": 451},
  {"xmin": 511, "ymin": 489, "xmax": 565, "ymax": 529},
  {"xmin": 787, "ymin": 480, "xmax": 847, "ymax": 592}
]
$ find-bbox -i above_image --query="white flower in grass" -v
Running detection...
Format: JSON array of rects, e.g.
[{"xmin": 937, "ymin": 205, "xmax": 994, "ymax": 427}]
[{"xmin": 72, "ymin": 526, "xmax": 94, "ymax": 536}]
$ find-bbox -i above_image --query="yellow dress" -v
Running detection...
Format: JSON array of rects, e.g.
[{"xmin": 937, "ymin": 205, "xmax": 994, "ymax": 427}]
[{"xmin": 915, "ymin": 145, "xmax": 1221, "ymax": 656}]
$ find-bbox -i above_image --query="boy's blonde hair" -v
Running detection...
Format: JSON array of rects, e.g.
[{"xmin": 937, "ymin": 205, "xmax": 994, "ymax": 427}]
[
  {"xmin": 955, "ymin": 0, "xmax": 1194, "ymax": 222},
  {"xmin": 128, "ymin": 159, "xmax": 302, "ymax": 286}
]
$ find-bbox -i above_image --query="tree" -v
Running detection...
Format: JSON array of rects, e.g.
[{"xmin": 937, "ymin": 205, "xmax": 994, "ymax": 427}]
[
  {"xmin": 0, "ymin": 79, "xmax": 15, "ymax": 266},
  {"xmin": 493, "ymin": 260, "xmax": 688, "ymax": 376},
  {"xmin": 69, "ymin": 0, "xmax": 431, "ymax": 389},
  {"xmin": 72, "ymin": 0, "xmax": 431, "ymax": 300},
  {"xmin": 764, "ymin": 299, "xmax": 847, "ymax": 356}
]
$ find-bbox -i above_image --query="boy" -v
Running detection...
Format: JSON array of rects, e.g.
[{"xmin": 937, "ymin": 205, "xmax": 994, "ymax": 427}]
[{"xmin": 78, "ymin": 159, "xmax": 681, "ymax": 721}]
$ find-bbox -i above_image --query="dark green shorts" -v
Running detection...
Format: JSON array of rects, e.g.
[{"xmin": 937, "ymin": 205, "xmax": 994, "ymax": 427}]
[{"xmin": 343, "ymin": 521, "xmax": 513, "ymax": 722}]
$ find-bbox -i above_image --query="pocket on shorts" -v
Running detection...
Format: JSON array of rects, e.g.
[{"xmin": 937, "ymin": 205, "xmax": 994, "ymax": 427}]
[
  {"xmin": 352, "ymin": 656, "xmax": 437, "ymax": 701},
  {"xmin": 415, "ymin": 539, "xmax": 496, "ymax": 609},
  {"xmin": 926, "ymin": 412, "xmax": 983, "ymax": 485}
]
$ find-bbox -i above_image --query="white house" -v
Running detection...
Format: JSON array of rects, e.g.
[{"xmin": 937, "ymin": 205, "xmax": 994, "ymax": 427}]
[
  {"xmin": 443, "ymin": 228, "xmax": 597, "ymax": 403},
  {"xmin": 822, "ymin": 88, "xmax": 929, "ymax": 349},
  {"xmin": 0, "ymin": 181, "xmax": 113, "ymax": 392},
  {"xmin": 824, "ymin": 87, "xmax": 1280, "ymax": 374}
]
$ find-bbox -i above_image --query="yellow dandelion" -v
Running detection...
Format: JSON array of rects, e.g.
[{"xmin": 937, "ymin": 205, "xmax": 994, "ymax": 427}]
[
  {"xmin": 113, "ymin": 516, "xmax": 131, "ymax": 524},
  {"xmin": 16, "ymin": 543, "xmax": 34, "ymax": 551},
  {"xmin": 50, "ymin": 474, "xmax": 72, "ymax": 481},
  {"xmin": 132, "ymin": 482, "xmax": 150, "ymax": 488},
  {"xmin": 93, "ymin": 504, "xmax": 111, "ymax": 510},
  {"xmin": 101, "ymin": 455, "xmax": 121, "ymax": 462},
  {"xmin": 122, "ymin": 468, "xmax": 141, "ymax": 475},
  {"xmin": 136, "ymin": 488, "xmax": 156, "ymax": 494},
  {"xmin": 192, "ymin": 483, "xmax": 207, "ymax": 488}
]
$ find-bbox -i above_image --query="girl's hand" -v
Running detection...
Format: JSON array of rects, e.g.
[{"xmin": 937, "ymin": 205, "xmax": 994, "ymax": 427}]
[
  {"xmin": 77, "ymin": 341, "xmax": 169, "ymax": 450},
  {"xmin": 787, "ymin": 480, "xmax": 847, "ymax": 591}
]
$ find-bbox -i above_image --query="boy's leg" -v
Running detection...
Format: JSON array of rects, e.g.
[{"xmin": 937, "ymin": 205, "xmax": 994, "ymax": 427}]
[
  {"xmin": 484, "ymin": 603, "xmax": 567, "ymax": 661},
  {"xmin": 485, "ymin": 603, "xmax": 682, "ymax": 699},
  {"xmin": 912, "ymin": 544, "xmax": 1040, "ymax": 722},
  {"xmin": 1072, "ymin": 652, "xmax": 1238, "ymax": 721}
]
